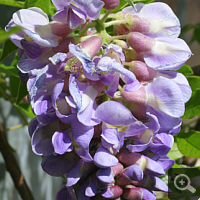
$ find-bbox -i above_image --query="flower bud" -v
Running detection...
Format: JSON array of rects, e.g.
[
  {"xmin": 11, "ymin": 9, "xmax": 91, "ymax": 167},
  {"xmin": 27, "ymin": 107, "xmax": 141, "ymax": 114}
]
[
  {"xmin": 122, "ymin": 86, "xmax": 146, "ymax": 104},
  {"xmin": 129, "ymin": 61, "xmax": 157, "ymax": 81},
  {"xmin": 111, "ymin": 162, "xmax": 124, "ymax": 177},
  {"xmin": 50, "ymin": 22, "xmax": 73, "ymax": 38},
  {"xmin": 117, "ymin": 164, "xmax": 143, "ymax": 186},
  {"xmin": 126, "ymin": 15, "xmax": 151, "ymax": 33},
  {"xmin": 114, "ymin": 24, "xmax": 129, "ymax": 35},
  {"xmin": 101, "ymin": 0, "xmax": 119, "ymax": 10},
  {"xmin": 123, "ymin": 186, "xmax": 156, "ymax": 200},
  {"xmin": 127, "ymin": 32, "xmax": 155, "ymax": 54},
  {"xmin": 117, "ymin": 150, "xmax": 146, "ymax": 169},
  {"xmin": 52, "ymin": 37, "xmax": 75, "ymax": 53},
  {"xmin": 79, "ymin": 36, "xmax": 102, "ymax": 58},
  {"xmin": 102, "ymin": 185, "xmax": 123, "ymax": 199},
  {"xmin": 123, "ymin": 186, "xmax": 143, "ymax": 200}
]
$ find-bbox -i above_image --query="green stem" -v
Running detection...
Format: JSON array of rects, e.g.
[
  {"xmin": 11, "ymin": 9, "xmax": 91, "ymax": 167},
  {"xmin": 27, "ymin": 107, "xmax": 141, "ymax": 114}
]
[
  {"xmin": 107, "ymin": 34, "xmax": 127, "ymax": 42},
  {"xmin": 104, "ymin": 19, "xmax": 127, "ymax": 28},
  {"xmin": 4, "ymin": 124, "xmax": 26, "ymax": 132},
  {"xmin": 79, "ymin": 22, "xmax": 96, "ymax": 37},
  {"xmin": 100, "ymin": 10, "xmax": 112, "ymax": 24}
]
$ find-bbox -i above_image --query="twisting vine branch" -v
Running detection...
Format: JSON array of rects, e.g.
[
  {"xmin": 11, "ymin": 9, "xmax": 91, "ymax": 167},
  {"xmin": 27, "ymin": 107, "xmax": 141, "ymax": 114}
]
[{"xmin": 0, "ymin": 123, "xmax": 35, "ymax": 200}]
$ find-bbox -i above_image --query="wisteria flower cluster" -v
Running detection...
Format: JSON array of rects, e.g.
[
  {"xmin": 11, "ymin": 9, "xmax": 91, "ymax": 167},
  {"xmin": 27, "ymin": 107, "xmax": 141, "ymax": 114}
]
[{"xmin": 6, "ymin": 0, "xmax": 192, "ymax": 199}]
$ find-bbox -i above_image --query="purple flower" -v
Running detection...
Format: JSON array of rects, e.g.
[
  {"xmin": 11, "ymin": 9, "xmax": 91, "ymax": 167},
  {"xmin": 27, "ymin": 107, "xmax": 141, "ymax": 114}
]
[
  {"xmin": 122, "ymin": 2, "xmax": 181, "ymax": 38},
  {"xmin": 127, "ymin": 32, "xmax": 192, "ymax": 70},
  {"xmin": 6, "ymin": 7, "xmax": 60, "ymax": 47},
  {"xmin": 52, "ymin": 0, "xmax": 104, "ymax": 29}
]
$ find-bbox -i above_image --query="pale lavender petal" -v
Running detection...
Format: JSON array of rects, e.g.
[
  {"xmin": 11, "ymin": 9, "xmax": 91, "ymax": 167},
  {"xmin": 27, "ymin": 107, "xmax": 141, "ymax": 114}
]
[
  {"xmin": 141, "ymin": 188, "xmax": 156, "ymax": 200},
  {"xmin": 101, "ymin": 128, "xmax": 119, "ymax": 149},
  {"xmin": 124, "ymin": 164, "xmax": 143, "ymax": 181},
  {"xmin": 49, "ymin": 52, "xmax": 67, "ymax": 65},
  {"xmin": 146, "ymin": 76, "xmax": 185, "ymax": 117},
  {"xmin": 69, "ymin": 75, "xmax": 82, "ymax": 111},
  {"xmin": 125, "ymin": 122, "xmax": 147, "ymax": 137},
  {"xmin": 52, "ymin": 0, "xmax": 71, "ymax": 10},
  {"xmin": 139, "ymin": 2, "xmax": 181, "ymax": 38},
  {"xmin": 147, "ymin": 106, "xmax": 182, "ymax": 134},
  {"xmin": 52, "ymin": 5, "xmax": 86, "ymax": 29},
  {"xmin": 29, "ymin": 65, "xmax": 48, "ymax": 100},
  {"xmin": 144, "ymin": 156, "xmax": 165, "ymax": 176},
  {"xmin": 74, "ymin": 0, "xmax": 104, "ymax": 20},
  {"xmin": 159, "ymin": 70, "xmax": 192, "ymax": 103},
  {"xmin": 77, "ymin": 84, "xmax": 100, "ymax": 126},
  {"xmin": 34, "ymin": 99, "xmax": 56, "ymax": 125},
  {"xmin": 156, "ymin": 155, "xmax": 175, "ymax": 171},
  {"xmin": 151, "ymin": 133, "xmax": 174, "ymax": 155},
  {"xmin": 85, "ymin": 181, "xmax": 98, "ymax": 197},
  {"xmin": 144, "ymin": 37, "xmax": 192, "ymax": 70},
  {"xmin": 93, "ymin": 145, "xmax": 118, "ymax": 168},
  {"xmin": 126, "ymin": 136, "xmax": 152, "ymax": 152},
  {"xmin": 13, "ymin": 7, "xmax": 49, "ymax": 28},
  {"xmin": 96, "ymin": 168, "xmax": 114, "ymax": 184},
  {"xmin": 71, "ymin": 117, "xmax": 94, "ymax": 149},
  {"xmin": 52, "ymin": 131, "xmax": 73, "ymax": 155},
  {"xmin": 96, "ymin": 101, "xmax": 136, "ymax": 126}
]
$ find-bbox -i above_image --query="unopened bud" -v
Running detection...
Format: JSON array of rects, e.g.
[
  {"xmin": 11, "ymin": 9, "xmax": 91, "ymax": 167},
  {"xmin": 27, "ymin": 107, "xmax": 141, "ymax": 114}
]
[
  {"xmin": 122, "ymin": 86, "xmax": 146, "ymax": 104},
  {"xmin": 127, "ymin": 15, "xmax": 151, "ymax": 34},
  {"xmin": 122, "ymin": 187, "xmax": 143, "ymax": 200},
  {"xmin": 79, "ymin": 36, "xmax": 102, "ymax": 58},
  {"xmin": 51, "ymin": 22, "xmax": 73, "ymax": 38},
  {"xmin": 102, "ymin": 185, "xmax": 123, "ymax": 199},
  {"xmin": 52, "ymin": 37, "xmax": 75, "ymax": 53},
  {"xmin": 129, "ymin": 61, "xmax": 157, "ymax": 81},
  {"xmin": 117, "ymin": 164, "xmax": 143, "ymax": 186},
  {"xmin": 127, "ymin": 32, "xmax": 155, "ymax": 54},
  {"xmin": 101, "ymin": 0, "xmax": 119, "ymax": 10}
]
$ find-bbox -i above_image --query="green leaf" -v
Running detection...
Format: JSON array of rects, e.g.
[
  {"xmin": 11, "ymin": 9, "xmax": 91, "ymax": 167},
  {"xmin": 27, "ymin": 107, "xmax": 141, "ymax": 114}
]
[
  {"xmin": 0, "ymin": 64, "xmax": 18, "ymax": 77},
  {"xmin": 0, "ymin": 39, "xmax": 18, "ymax": 63},
  {"xmin": 182, "ymin": 89, "xmax": 200, "ymax": 119},
  {"xmin": 17, "ymin": 103, "xmax": 35, "ymax": 119},
  {"xmin": 16, "ymin": 81, "xmax": 28, "ymax": 104},
  {"xmin": 9, "ymin": 76, "xmax": 20, "ymax": 98},
  {"xmin": 24, "ymin": 0, "xmax": 50, "ymax": 14},
  {"xmin": 176, "ymin": 130, "xmax": 200, "ymax": 158},
  {"xmin": 180, "ymin": 24, "xmax": 195, "ymax": 38},
  {"xmin": 187, "ymin": 76, "xmax": 200, "ymax": 92},
  {"xmin": 182, "ymin": 76, "xmax": 200, "ymax": 119},
  {"xmin": 0, "ymin": 27, "xmax": 21, "ymax": 44},
  {"xmin": 177, "ymin": 64, "xmax": 193, "ymax": 76},
  {"xmin": 167, "ymin": 142, "xmax": 183, "ymax": 160},
  {"xmin": 0, "ymin": 0, "xmax": 24, "ymax": 8}
]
